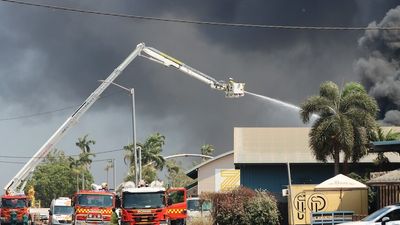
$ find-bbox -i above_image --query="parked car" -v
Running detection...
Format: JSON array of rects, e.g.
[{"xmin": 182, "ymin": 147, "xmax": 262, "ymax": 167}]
[
  {"xmin": 186, "ymin": 197, "xmax": 211, "ymax": 221},
  {"xmin": 340, "ymin": 204, "xmax": 400, "ymax": 225}
]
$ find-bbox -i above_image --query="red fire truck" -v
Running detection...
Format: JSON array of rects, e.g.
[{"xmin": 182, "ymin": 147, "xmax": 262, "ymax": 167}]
[
  {"xmin": 119, "ymin": 185, "xmax": 187, "ymax": 225},
  {"xmin": 72, "ymin": 189, "xmax": 115, "ymax": 225},
  {"xmin": 0, "ymin": 194, "xmax": 32, "ymax": 225},
  {"xmin": 2, "ymin": 42, "xmax": 243, "ymax": 225}
]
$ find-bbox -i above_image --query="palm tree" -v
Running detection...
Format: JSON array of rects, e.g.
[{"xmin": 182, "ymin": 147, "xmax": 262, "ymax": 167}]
[
  {"xmin": 300, "ymin": 81, "xmax": 378, "ymax": 175},
  {"xmin": 123, "ymin": 143, "xmax": 136, "ymax": 167},
  {"xmin": 137, "ymin": 133, "xmax": 166, "ymax": 170},
  {"xmin": 123, "ymin": 133, "xmax": 166, "ymax": 183},
  {"xmin": 75, "ymin": 135, "xmax": 96, "ymax": 189},
  {"xmin": 69, "ymin": 156, "xmax": 83, "ymax": 192},
  {"xmin": 201, "ymin": 144, "xmax": 214, "ymax": 160}
]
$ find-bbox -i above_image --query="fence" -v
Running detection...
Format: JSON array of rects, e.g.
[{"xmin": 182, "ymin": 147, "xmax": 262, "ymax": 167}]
[{"xmin": 310, "ymin": 211, "xmax": 354, "ymax": 225}]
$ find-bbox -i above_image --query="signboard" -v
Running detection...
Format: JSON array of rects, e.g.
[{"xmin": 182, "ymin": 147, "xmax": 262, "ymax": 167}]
[
  {"xmin": 289, "ymin": 184, "xmax": 367, "ymax": 225},
  {"xmin": 215, "ymin": 169, "xmax": 240, "ymax": 192}
]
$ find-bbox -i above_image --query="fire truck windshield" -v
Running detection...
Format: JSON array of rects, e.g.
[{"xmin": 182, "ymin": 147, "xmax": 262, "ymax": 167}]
[
  {"xmin": 1, "ymin": 199, "xmax": 27, "ymax": 208},
  {"xmin": 123, "ymin": 192, "xmax": 164, "ymax": 209},
  {"xmin": 54, "ymin": 206, "xmax": 73, "ymax": 214},
  {"xmin": 77, "ymin": 194, "xmax": 113, "ymax": 207}
]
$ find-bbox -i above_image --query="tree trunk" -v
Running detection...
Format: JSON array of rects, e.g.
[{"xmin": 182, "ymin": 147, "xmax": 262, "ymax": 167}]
[
  {"xmin": 343, "ymin": 155, "xmax": 350, "ymax": 175},
  {"xmin": 334, "ymin": 148, "xmax": 340, "ymax": 175}
]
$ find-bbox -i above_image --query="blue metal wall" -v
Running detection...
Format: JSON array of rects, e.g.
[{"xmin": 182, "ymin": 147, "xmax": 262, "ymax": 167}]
[{"xmin": 238, "ymin": 163, "xmax": 334, "ymax": 193}]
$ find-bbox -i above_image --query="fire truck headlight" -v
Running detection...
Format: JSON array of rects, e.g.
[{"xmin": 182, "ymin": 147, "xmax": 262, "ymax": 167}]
[
  {"xmin": 96, "ymin": 214, "xmax": 102, "ymax": 219},
  {"xmin": 159, "ymin": 221, "xmax": 168, "ymax": 225}
]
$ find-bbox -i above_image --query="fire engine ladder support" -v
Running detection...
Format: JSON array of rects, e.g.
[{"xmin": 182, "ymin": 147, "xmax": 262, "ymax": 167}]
[
  {"xmin": 5, "ymin": 42, "xmax": 244, "ymax": 193},
  {"xmin": 4, "ymin": 44, "xmax": 145, "ymax": 193}
]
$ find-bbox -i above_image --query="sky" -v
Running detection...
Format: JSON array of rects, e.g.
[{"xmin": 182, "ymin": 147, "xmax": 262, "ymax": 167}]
[{"xmin": 0, "ymin": 0, "xmax": 400, "ymax": 191}]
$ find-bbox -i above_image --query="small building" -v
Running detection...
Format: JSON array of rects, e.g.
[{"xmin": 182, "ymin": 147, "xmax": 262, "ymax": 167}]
[
  {"xmin": 234, "ymin": 127, "xmax": 400, "ymax": 224},
  {"xmin": 186, "ymin": 151, "xmax": 237, "ymax": 195},
  {"xmin": 368, "ymin": 140, "xmax": 400, "ymax": 208}
]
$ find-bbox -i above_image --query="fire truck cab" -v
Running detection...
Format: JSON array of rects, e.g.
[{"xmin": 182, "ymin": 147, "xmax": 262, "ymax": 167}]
[
  {"xmin": 120, "ymin": 185, "xmax": 187, "ymax": 225},
  {"xmin": 0, "ymin": 194, "xmax": 32, "ymax": 225},
  {"xmin": 72, "ymin": 190, "xmax": 115, "ymax": 225}
]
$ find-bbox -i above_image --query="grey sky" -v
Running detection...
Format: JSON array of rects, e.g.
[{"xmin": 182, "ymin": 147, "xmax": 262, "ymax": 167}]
[{"xmin": 0, "ymin": 0, "xmax": 399, "ymax": 192}]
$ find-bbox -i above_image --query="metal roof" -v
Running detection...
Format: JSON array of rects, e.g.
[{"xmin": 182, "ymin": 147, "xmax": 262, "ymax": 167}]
[
  {"xmin": 367, "ymin": 169, "xmax": 400, "ymax": 185},
  {"xmin": 370, "ymin": 140, "xmax": 400, "ymax": 153},
  {"xmin": 185, "ymin": 151, "xmax": 233, "ymax": 179},
  {"xmin": 234, "ymin": 127, "xmax": 400, "ymax": 164}
]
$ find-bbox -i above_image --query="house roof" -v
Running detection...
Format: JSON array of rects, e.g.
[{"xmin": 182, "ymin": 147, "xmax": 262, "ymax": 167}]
[
  {"xmin": 367, "ymin": 169, "xmax": 400, "ymax": 185},
  {"xmin": 315, "ymin": 174, "xmax": 367, "ymax": 190},
  {"xmin": 370, "ymin": 140, "xmax": 400, "ymax": 153},
  {"xmin": 185, "ymin": 151, "xmax": 233, "ymax": 179}
]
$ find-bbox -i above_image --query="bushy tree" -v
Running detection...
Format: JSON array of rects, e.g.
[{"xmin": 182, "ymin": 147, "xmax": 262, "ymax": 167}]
[
  {"xmin": 204, "ymin": 187, "xmax": 279, "ymax": 225},
  {"xmin": 244, "ymin": 190, "xmax": 280, "ymax": 225},
  {"xmin": 166, "ymin": 160, "xmax": 193, "ymax": 187},
  {"xmin": 25, "ymin": 150, "xmax": 93, "ymax": 207}
]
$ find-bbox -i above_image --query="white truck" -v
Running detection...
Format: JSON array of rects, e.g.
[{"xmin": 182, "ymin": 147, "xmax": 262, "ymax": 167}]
[{"xmin": 48, "ymin": 197, "xmax": 73, "ymax": 225}]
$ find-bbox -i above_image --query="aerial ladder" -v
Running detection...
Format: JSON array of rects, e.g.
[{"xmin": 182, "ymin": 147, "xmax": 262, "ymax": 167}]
[{"xmin": 4, "ymin": 42, "xmax": 245, "ymax": 194}]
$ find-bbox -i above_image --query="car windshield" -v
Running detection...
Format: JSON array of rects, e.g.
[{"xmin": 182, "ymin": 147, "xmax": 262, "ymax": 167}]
[
  {"xmin": 123, "ymin": 192, "xmax": 164, "ymax": 209},
  {"xmin": 362, "ymin": 206, "xmax": 392, "ymax": 221},
  {"xmin": 187, "ymin": 199, "xmax": 201, "ymax": 211},
  {"xmin": 77, "ymin": 194, "xmax": 113, "ymax": 207},
  {"xmin": 1, "ymin": 199, "xmax": 27, "ymax": 208},
  {"xmin": 54, "ymin": 206, "xmax": 73, "ymax": 215}
]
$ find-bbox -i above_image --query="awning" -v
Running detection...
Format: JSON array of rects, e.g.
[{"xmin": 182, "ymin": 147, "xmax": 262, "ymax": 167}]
[{"xmin": 315, "ymin": 174, "xmax": 367, "ymax": 190}]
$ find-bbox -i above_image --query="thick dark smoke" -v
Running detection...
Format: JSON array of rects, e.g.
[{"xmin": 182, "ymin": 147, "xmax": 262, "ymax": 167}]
[
  {"xmin": 355, "ymin": 6, "xmax": 400, "ymax": 125},
  {"xmin": 1, "ymin": 0, "xmax": 400, "ymax": 187}
]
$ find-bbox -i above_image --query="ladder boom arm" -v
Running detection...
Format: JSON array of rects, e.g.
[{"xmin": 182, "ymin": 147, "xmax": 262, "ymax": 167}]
[
  {"xmin": 5, "ymin": 42, "xmax": 244, "ymax": 193},
  {"xmin": 4, "ymin": 43, "xmax": 146, "ymax": 193}
]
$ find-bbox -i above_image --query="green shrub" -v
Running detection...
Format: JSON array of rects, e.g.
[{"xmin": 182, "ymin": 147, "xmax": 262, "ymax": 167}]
[
  {"xmin": 203, "ymin": 187, "xmax": 280, "ymax": 225},
  {"xmin": 244, "ymin": 190, "xmax": 280, "ymax": 225}
]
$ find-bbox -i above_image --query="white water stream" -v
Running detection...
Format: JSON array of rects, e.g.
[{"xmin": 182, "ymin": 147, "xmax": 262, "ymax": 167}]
[{"xmin": 244, "ymin": 91, "xmax": 319, "ymax": 119}]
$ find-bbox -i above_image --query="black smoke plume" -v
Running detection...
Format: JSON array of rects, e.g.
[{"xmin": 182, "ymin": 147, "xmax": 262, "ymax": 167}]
[{"xmin": 355, "ymin": 6, "xmax": 400, "ymax": 125}]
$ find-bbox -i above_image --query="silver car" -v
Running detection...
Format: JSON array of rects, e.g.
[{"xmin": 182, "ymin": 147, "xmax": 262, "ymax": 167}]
[{"xmin": 340, "ymin": 204, "xmax": 400, "ymax": 225}]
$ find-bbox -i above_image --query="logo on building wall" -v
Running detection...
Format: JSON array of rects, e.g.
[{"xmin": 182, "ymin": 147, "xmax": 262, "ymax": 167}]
[
  {"xmin": 215, "ymin": 169, "xmax": 240, "ymax": 192},
  {"xmin": 294, "ymin": 192, "xmax": 306, "ymax": 220},
  {"xmin": 293, "ymin": 192, "xmax": 328, "ymax": 222},
  {"xmin": 307, "ymin": 193, "xmax": 327, "ymax": 212}
]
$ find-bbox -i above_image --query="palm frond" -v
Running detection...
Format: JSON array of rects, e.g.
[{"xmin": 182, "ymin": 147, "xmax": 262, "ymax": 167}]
[{"xmin": 300, "ymin": 96, "xmax": 333, "ymax": 123}]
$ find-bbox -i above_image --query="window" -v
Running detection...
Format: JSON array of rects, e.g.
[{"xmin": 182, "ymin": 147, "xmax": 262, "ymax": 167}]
[
  {"xmin": 77, "ymin": 194, "xmax": 113, "ymax": 207},
  {"xmin": 381, "ymin": 208, "xmax": 400, "ymax": 222},
  {"xmin": 168, "ymin": 190, "xmax": 184, "ymax": 205}
]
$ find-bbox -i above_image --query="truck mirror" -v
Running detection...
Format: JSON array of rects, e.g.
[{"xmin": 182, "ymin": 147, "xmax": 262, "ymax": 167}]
[
  {"xmin": 48, "ymin": 210, "xmax": 52, "ymax": 216},
  {"xmin": 27, "ymin": 201, "xmax": 31, "ymax": 207},
  {"xmin": 115, "ymin": 196, "xmax": 121, "ymax": 208}
]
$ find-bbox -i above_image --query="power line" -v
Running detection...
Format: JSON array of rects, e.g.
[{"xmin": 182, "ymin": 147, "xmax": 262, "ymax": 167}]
[
  {"xmin": 0, "ymin": 91, "xmax": 125, "ymax": 122},
  {"xmin": 1, "ymin": 0, "xmax": 400, "ymax": 31},
  {"xmin": 0, "ymin": 160, "xmax": 25, "ymax": 164},
  {"xmin": 0, "ymin": 148, "xmax": 124, "ymax": 159},
  {"xmin": 0, "ymin": 105, "xmax": 77, "ymax": 121},
  {"xmin": 0, "ymin": 158, "xmax": 115, "ymax": 165}
]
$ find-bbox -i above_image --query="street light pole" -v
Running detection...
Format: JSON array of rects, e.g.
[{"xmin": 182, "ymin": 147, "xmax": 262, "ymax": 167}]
[
  {"xmin": 98, "ymin": 80, "xmax": 140, "ymax": 187},
  {"xmin": 130, "ymin": 88, "xmax": 139, "ymax": 186},
  {"xmin": 112, "ymin": 158, "xmax": 116, "ymax": 191}
]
